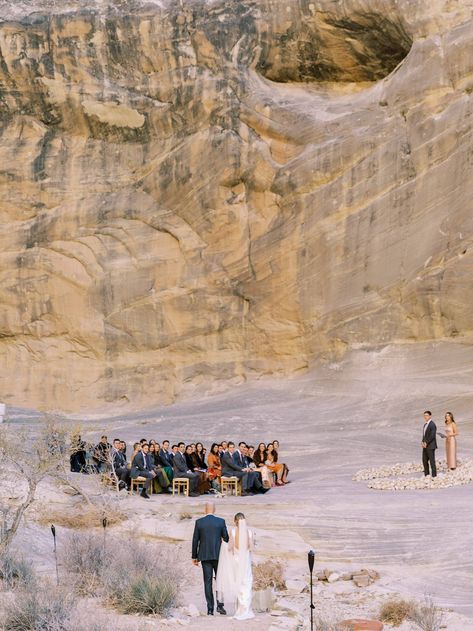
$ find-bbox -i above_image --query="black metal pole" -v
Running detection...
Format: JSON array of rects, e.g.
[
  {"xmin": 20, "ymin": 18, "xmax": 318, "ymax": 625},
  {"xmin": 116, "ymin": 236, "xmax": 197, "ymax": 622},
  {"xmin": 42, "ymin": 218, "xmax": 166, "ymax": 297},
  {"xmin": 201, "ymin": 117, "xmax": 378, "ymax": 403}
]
[
  {"xmin": 308, "ymin": 549, "xmax": 315, "ymax": 631},
  {"xmin": 102, "ymin": 516, "xmax": 107, "ymax": 555},
  {"xmin": 51, "ymin": 524, "xmax": 59, "ymax": 586}
]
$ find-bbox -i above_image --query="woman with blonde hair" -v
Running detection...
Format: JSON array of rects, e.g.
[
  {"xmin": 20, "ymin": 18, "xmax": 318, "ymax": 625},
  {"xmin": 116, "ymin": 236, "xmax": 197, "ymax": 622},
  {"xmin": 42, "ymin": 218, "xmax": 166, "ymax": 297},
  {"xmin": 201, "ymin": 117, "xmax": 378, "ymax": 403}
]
[{"xmin": 444, "ymin": 412, "xmax": 459, "ymax": 470}]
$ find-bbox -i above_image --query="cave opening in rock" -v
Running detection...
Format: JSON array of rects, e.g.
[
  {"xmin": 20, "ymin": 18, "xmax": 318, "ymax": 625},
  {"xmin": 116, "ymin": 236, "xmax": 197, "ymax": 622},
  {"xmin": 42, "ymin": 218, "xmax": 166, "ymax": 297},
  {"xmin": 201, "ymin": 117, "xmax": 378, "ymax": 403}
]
[{"xmin": 256, "ymin": 12, "xmax": 413, "ymax": 84}]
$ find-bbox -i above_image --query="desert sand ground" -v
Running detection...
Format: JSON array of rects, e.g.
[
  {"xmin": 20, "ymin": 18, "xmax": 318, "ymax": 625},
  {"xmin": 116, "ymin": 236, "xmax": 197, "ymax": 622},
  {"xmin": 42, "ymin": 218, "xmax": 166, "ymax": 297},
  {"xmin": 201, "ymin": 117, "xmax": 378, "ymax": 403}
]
[{"xmin": 7, "ymin": 340, "xmax": 473, "ymax": 629}]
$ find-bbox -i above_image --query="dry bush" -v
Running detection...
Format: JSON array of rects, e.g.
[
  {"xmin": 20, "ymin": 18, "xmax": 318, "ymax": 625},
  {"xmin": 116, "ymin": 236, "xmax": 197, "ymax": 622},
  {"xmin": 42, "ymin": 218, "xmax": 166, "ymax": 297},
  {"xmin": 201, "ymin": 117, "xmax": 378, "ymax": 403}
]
[
  {"xmin": 253, "ymin": 559, "xmax": 286, "ymax": 591},
  {"xmin": 62, "ymin": 532, "xmax": 106, "ymax": 595},
  {"xmin": 408, "ymin": 596, "xmax": 444, "ymax": 631},
  {"xmin": 3, "ymin": 584, "xmax": 76, "ymax": 631},
  {"xmin": 63, "ymin": 532, "xmax": 181, "ymax": 616},
  {"xmin": 179, "ymin": 512, "xmax": 192, "ymax": 520},
  {"xmin": 102, "ymin": 542, "xmax": 179, "ymax": 616},
  {"xmin": 314, "ymin": 618, "xmax": 348, "ymax": 631},
  {"xmin": 379, "ymin": 597, "xmax": 414, "ymax": 626},
  {"xmin": 0, "ymin": 553, "xmax": 35, "ymax": 589},
  {"xmin": 37, "ymin": 504, "xmax": 126, "ymax": 530}
]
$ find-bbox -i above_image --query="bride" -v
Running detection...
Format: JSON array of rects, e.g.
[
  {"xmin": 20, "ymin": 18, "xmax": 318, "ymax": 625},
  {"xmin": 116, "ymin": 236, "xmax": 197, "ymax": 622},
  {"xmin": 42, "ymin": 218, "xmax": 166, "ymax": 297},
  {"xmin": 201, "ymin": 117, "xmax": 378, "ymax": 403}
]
[{"xmin": 216, "ymin": 512, "xmax": 255, "ymax": 620}]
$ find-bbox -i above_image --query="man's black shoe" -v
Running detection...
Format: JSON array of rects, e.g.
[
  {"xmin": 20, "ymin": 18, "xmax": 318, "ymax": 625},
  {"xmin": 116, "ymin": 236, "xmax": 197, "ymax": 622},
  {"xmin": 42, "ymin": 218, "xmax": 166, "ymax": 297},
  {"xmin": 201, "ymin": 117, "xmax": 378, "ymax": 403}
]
[
  {"xmin": 216, "ymin": 604, "xmax": 227, "ymax": 615},
  {"xmin": 163, "ymin": 487, "xmax": 172, "ymax": 494},
  {"xmin": 190, "ymin": 492, "xmax": 200, "ymax": 497},
  {"xmin": 207, "ymin": 610, "xmax": 214, "ymax": 616},
  {"xmin": 259, "ymin": 487, "xmax": 270, "ymax": 494},
  {"xmin": 140, "ymin": 490, "xmax": 150, "ymax": 499},
  {"xmin": 118, "ymin": 481, "xmax": 127, "ymax": 490}
]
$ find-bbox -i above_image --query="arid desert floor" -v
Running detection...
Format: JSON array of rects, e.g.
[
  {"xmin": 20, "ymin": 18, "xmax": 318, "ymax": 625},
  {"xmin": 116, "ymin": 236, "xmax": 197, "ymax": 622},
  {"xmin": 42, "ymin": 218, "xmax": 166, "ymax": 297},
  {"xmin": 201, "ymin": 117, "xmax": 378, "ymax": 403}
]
[{"xmin": 7, "ymin": 340, "xmax": 473, "ymax": 629}]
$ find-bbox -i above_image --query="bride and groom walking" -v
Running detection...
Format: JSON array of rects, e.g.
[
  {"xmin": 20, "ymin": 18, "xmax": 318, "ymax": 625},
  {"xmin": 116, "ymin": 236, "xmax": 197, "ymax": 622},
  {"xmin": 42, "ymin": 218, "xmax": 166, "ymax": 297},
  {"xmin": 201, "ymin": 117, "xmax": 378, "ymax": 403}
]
[{"xmin": 192, "ymin": 502, "xmax": 255, "ymax": 620}]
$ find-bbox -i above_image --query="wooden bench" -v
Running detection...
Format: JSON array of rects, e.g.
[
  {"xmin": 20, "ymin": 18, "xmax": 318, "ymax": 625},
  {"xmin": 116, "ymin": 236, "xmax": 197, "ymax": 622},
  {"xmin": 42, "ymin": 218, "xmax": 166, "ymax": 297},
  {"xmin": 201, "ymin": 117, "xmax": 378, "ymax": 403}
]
[
  {"xmin": 220, "ymin": 476, "xmax": 241, "ymax": 496},
  {"xmin": 172, "ymin": 478, "xmax": 190, "ymax": 496},
  {"xmin": 130, "ymin": 476, "xmax": 152, "ymax": 494}
]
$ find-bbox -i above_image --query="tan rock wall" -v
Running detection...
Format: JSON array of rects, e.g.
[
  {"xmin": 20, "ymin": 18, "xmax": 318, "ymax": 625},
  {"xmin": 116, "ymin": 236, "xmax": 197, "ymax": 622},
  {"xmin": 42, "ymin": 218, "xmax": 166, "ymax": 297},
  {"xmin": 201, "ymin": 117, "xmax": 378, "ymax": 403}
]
[{"xmin": 0, "ymin": 0, "xmax": 472, "ymax": 411}]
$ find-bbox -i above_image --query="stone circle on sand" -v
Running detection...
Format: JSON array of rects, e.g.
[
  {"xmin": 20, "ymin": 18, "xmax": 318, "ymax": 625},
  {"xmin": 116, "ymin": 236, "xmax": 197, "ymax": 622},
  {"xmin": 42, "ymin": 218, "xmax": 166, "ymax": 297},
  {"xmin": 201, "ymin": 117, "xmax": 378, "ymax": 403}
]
[{"xmin": 353, "ymin": 460, "xmax": 473, "ymax": 491}]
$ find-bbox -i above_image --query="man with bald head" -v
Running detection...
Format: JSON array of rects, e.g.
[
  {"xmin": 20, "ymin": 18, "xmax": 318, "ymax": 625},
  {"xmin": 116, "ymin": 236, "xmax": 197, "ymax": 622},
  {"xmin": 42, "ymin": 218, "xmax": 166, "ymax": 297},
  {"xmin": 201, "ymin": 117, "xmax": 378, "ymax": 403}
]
[{"xmin": 192, "ymin": 502, "xmax": 229, "ymax": 616}]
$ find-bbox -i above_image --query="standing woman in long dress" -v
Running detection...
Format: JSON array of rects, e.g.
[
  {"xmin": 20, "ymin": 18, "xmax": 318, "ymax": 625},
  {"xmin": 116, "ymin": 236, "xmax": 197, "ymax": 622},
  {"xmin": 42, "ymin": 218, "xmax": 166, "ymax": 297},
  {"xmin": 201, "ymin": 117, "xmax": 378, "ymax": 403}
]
[
  {"xmin": 444, "ymin": 412, "xmax": 459, "ymax": 470},
  {"xmin": 216, "ymin": 512, "xmax": 255, "ymax": 620}
]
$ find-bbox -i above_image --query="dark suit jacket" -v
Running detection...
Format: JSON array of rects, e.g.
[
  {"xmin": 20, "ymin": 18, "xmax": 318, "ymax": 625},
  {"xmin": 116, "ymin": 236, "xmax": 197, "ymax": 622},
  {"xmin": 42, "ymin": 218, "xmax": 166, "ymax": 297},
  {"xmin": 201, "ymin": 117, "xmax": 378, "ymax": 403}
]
[
  {"xmin": 173, "ymin": 451, "xmax": 190, "ymax": 474},
  {"xmin": 158, "ymin": 449, "xmax": 173, "ymax": 468},
  {"xmin": 221, "ymin": 451, "xmax": 244, "ymax": 476},
  {"xmin": 112, "ymin": 448, "xmax": 127, "ymax": 470},
  {"xmin": 192, "ymin": 514, "xmax": 229, "ymax": 561},
  {"xmin": 233, "ymin": 450, "xmax": 245, "ymax": 468},
  {"xmin": 423, "ymin": 421, "xmax": 437, "ymax": 450},
  {"xmin": 131, "ymin": 451, "xmax": 153, "ymax": 478}
]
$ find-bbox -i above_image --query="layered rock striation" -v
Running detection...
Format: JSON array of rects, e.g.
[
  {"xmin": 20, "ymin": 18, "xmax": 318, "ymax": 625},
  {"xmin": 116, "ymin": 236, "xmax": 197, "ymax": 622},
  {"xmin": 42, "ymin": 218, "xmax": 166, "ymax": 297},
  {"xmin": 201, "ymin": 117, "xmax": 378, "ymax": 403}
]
[{"xmin": 0, "ymin": 0, "xmax": 472, "ymax": 411}]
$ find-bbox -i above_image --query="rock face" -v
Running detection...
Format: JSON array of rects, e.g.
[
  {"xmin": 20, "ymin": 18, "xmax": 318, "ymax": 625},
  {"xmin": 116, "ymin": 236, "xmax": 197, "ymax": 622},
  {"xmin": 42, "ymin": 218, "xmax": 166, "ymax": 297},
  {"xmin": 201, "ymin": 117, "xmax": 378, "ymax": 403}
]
[{"xmin": 0, "ymin": 0, "xmax": 472, "ymax": 411}]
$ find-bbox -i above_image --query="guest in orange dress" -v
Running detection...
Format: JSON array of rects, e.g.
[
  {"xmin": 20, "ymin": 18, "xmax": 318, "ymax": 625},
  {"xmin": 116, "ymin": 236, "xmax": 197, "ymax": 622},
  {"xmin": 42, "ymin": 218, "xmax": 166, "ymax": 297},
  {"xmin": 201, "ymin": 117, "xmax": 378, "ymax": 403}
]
[
  {"xmin": 444, "ymin": 412, "xmax": 459, "ymax": 470},
  {"xmin": 272, "ymin": 440, "xmax": 289, "ymax": 483},
  {"xmin": 207, "ymin": 443, "xmax": 222, "ymax": 480},
  {"xmin": 265, "ymin": 443, "xmax": 284, "ymax": 486}
]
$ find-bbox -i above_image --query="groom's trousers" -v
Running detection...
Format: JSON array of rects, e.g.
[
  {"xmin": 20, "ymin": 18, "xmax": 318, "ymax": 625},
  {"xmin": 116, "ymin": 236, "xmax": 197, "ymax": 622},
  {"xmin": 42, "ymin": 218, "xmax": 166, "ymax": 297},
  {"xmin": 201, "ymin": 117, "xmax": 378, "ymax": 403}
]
[
  {"xmin": 201, "ymin": 559, "xmax": 222, "ymax": 613},
  {"xmin": 422, "ymin": 448, "xmax": 437, "ymax": 477}
]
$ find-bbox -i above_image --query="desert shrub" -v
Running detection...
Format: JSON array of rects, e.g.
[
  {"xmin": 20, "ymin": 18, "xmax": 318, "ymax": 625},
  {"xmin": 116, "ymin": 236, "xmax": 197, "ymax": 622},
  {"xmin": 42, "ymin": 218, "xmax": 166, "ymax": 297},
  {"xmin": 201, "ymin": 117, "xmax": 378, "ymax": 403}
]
[
  {"xmin": 314, "ymin": 618, "xmax": 347, "ymax": 631},
  {"xmin": 253, "ymin": 559, "xmax": 286, "ymax": 591},
  {"xmin": 379, "ymin": 597, "xmax": 414, "ymax": 626},
  {"xmin": 63, "ymin": 533, "xmax": 180, "ymax": 616},
  {"xmin": 62, "ymin": 532, "xmax": 106, "ymax": 594},
  {"xmin": 408, "ymin": 596, "xmax": 444, "ymax": 631},
  {"xmin": 3, "ymin": 585, "xmax": 76, "ymax": 631},
  {"xmin": 113, "ymin": 574, "xmax": 178, "ymax": 615},
  {"xmin": 0, "ymin": 552, "xmax": 35, "ymax": 589},
  {"xmin": 102, "ymin": 542, "xmax": 179, "ymax": 616},
  {"xmin": 36, "ymin": 505, "xmax": 126, "ymax": 530}
]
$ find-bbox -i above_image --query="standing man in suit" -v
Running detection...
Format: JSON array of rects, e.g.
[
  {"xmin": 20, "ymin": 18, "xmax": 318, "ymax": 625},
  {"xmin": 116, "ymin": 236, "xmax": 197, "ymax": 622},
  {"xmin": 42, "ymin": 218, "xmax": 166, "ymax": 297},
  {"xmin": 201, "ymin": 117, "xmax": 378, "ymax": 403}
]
[
  {"xmin": 173, "ymin": 442, "xmax": 200, "ymax": 496},
  {"xmin": 192, "ymin": 502, "xmax": 229, "ymax": 616},
  {"xmin": 422, "ymin": 410, "xmax": 437, "ymax": 478}
]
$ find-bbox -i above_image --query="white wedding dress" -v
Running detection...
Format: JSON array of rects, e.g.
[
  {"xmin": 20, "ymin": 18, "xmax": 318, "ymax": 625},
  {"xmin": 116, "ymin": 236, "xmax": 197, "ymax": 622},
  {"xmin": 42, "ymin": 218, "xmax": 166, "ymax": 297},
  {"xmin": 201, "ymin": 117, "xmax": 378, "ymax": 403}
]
[{"xmin": 216, "ymin": 519, "xmax": 255, "ymax": 620}]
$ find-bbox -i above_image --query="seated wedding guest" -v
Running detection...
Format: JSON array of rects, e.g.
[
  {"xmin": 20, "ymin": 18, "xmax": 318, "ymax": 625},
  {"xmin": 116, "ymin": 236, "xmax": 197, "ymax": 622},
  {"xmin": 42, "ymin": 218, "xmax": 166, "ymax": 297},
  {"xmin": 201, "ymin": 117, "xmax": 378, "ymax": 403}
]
[
  {"xmin": 218, "ymin": 441, "xmax": 228, "ymax": 456},
  {"xmin": 158, "ymin": 440, "xmax": 174, "ymax": 482},
  {"xmin": 111, "ymin": 438, "xmax": 130, "ymax": 489},
  {"xmin": 241, "ymin": 443, "xmax": 266, "ymax": 488},
  {"xmin": 70, "ymin": 434, "xmax": 87, "ymax": 473},
  {"xmin": 187, "ymin": 444, "xmax": 211, "ymax": 494},
  {"xmin": 172, "ymin": 444, "xmax": 179, "ymax": 456},
  {"xmin": 247, "ymin": 445, "xmax": 255, "ymax": 464},
  {"xmin": 140, "ymin": 438, "xmax": 147, "ymax": 446},
  {"xmin": 223, "ymin": 443, "xmax": 268, "ymax": 495},
  {"xmin": 173, "ymin": 442, "xmax": 200, "ymax": 496},
  {"xmin": 194, "ymin": 443, "xmax": 207, "ymax": 469},
  {"xmin": 131, "ymin": 442, "xmax": 157, "ymax": 499},
  {"xmin": 94, "ymin": 435, "xmax": 111, "ymax": 473},
  {"xmin": 120, "ymin": 440, "xmax": 127, "ymax": 457},
  {"xmin": 253, "ymin": 443, "xmax": 267, "ymax": 467},
  {"xmin": 272, "ymin": 440, "xmax": 289, "ymax": 483},
  {"xmin": 251, "ymin": 443, "xmax": 272, "ymax": 488},
  {"xmin": 207, "ymin": 443, "xmax": 222, "ymax": 482},
  {"xmin": 266, "ymin": 443, "xmax": 284, "ymax": 486}
]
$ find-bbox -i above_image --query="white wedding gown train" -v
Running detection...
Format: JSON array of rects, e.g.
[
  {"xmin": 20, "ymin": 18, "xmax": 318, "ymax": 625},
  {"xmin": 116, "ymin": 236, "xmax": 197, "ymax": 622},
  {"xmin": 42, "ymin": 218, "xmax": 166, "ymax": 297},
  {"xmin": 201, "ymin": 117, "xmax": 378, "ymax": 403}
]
[{"xmin": 216, "ymin": 520, "xmax": 255, "ymax": 620}]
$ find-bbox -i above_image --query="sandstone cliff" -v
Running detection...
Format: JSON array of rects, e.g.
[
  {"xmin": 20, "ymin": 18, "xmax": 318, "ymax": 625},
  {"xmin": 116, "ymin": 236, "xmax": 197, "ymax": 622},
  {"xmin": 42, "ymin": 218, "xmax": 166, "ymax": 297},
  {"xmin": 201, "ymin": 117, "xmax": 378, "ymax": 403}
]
[{"xmin": 0, "ymin": 0, "xmax": 472, "ymax": 411}]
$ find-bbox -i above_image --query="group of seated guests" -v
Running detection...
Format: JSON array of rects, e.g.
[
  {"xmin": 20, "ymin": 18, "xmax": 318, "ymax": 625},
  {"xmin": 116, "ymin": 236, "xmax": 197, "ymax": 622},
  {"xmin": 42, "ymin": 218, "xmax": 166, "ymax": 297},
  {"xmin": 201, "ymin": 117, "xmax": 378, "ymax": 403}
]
[{"xmin": 70, "ymin": 435, "xmax": 289, "ymax": 500}]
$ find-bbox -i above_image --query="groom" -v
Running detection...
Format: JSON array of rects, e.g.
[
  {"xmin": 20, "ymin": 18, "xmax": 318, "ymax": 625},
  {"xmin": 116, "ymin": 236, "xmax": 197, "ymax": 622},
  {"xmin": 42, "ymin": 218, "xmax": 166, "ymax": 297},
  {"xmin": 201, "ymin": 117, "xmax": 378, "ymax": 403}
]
[
  {"xmin": 192, "ymin": 502, "xmax": 229, "ymax": 616},
  {"xmin": 421, "ymin": 410, "xmax": 437, "ymax": 477}
]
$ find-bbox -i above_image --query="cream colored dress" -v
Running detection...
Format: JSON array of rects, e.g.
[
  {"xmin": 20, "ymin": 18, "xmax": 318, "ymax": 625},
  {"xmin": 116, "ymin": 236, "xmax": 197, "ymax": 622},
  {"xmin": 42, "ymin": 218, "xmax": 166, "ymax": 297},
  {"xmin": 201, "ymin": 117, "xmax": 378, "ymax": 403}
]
[{"xmin": 445, "ymin": 426, "xmax": 457, "ymax": 469}]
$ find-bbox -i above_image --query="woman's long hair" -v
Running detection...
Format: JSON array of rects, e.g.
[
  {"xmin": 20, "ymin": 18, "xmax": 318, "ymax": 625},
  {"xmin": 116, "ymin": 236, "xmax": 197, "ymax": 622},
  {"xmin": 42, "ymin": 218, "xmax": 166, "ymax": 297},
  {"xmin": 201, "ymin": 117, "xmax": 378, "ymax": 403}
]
[{"xmin": 445, "ymin": 412, "xmax": 456, "ymax": 424}]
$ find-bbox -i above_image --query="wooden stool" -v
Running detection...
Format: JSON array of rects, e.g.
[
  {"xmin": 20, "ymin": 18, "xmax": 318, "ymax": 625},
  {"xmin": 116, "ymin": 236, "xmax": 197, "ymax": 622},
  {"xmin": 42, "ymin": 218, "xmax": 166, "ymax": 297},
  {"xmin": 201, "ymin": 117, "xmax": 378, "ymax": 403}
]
[
  {"xmin": 130, "ymin": 476, "xmax": 151, "ymax": 494},
  {"xmin": 221, "ymin": 476, "xmax": 240, "ymax": 496},
  {"xmin": 172, "ymin": 478, "xmax": 190, "ymax": 496}
]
